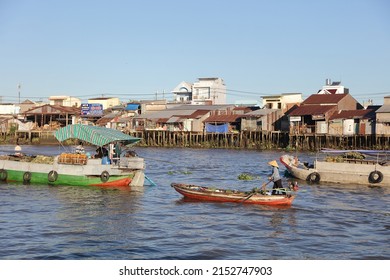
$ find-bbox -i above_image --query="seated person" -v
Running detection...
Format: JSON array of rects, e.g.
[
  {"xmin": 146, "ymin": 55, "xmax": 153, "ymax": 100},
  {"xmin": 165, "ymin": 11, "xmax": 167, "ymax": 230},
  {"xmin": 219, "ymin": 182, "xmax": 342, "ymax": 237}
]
[
  {"xmin": 14, "ymin": 143, "xmax": 23, "ymax": 157},
  {"xmin": 94, "ymin": 147, "xmax": 108, "ymax": 158},
  {"xmin": 75, "ymin": 142, "xmax": 85, "ymax": 154}
]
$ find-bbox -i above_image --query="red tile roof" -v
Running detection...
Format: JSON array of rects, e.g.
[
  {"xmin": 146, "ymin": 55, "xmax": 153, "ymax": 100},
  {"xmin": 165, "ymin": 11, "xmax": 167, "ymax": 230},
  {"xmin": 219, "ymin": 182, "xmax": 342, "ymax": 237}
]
[
  {"xmin": 288, "ymin": 105, "xmax": 336, "ymax": 116},
  {"xmin": 303, "ymin": 94, "xmax": 347, "ymax": 105}
]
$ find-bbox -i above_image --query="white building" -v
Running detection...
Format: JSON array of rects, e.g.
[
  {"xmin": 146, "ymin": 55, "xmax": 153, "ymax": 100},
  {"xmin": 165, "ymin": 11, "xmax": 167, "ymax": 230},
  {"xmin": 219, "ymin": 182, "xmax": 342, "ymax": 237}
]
[
  {"xmin": 317, "ymin": 79, "xmax": 349, "ymax": 94},
  {"xmin": 0, "ymin": 103, "xmax": 20, "ymax": 115},
  {"xmin": 172, "ymin": 81, "xmax": 193, "ymax": 103},
  {"xmin": 262, "ymin": 93, "xmax": 303, "ymax": 113},
  {"xmin": 172, "ymin": 78, "xmax": 227, "ymax": 105},
  {"xmin": 49, "ymin": 96, "xmax": 81, "ymax": 107},
  {"xmin": 192, "ymin": 77, "xmax": 226, "ymax": 105},
  {"xmin": 87, "ymin": 97, "xmax": 120, "ymax": 110}
]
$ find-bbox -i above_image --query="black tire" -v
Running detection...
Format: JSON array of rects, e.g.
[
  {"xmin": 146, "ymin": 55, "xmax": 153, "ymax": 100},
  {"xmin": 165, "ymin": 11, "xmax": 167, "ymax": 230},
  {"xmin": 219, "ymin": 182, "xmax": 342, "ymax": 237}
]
[
  {"xmin": 48, "ymin": 170, "xmax": 58, "ymax": 183},
  {"xmin": 0, "ymin": 169, "xmax": 7, "ymax": 181},
  {"xmin": 306, "ymin": 172, "xmax": 320, "ymax": 183},
  {"xmin": 368, "ymin": 170, "xmax": 383, "ymax": 184},
  {"xmin": 100, "ymin": 171, "xmax": 110, "ymax": 183},
  {"xmin": 23, "ymin": 171, "xmax": 32, "ymax": 183}
]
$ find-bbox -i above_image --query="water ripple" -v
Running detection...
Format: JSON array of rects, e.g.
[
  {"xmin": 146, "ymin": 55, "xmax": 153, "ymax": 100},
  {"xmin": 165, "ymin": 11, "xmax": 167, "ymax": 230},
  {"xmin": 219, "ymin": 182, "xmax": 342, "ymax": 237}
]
[{"xmin": 0, "ymin": 147, "xmax": 389, "ymax": 259}]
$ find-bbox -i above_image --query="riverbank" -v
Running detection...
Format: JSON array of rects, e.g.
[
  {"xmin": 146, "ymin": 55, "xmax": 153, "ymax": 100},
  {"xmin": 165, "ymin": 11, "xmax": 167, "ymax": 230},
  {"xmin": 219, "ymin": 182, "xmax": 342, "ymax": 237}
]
[{"xmin": 8, "ymin": 130, "xmax": 390, "ymax": 150}]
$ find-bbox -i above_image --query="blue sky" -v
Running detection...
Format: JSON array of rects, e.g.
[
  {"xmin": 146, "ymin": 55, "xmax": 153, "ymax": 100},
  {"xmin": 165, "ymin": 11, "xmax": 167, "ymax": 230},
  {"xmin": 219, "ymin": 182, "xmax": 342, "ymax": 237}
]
[{"xmin": 0, "ymin": 0, "xmax": 389, "ymax": 105}]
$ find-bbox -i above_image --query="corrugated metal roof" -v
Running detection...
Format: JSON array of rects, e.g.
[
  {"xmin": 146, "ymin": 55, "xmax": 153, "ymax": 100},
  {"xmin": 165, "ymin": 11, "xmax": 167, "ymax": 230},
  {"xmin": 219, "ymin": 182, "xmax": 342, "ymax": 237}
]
[
  {"xmin": 329, "ymin": 109, "xmax": 374, "ymax": 120},
  {"xmin": 302, "ymin": 94, "xmax": 347, "ymax": 105},
  {"xmin": 24, "ymin": 104, "xmax": 80, "ymax": 115},
  {"xmin": 169, "ymin": 104, "xmax": 235, "ymax": 111},
  {"xmin": 204, "ymin": 115, "xmax": 242, "ymax": 122},
  {"xmin": 233, "ymin": 106, "xmax": 252, "ymax": 113},
  {"xmin": 136, "ymin": 109, "xmax": 198, "ymax": 120},
  {"xmin": 376, "ymin": 105, "xmax": 390, "ymax": 113},
  {"xmin": 167, "ymin": 116, "xmax": 182, "ymax": 123},
  {"xmin": 288, "ymin": 105, "xmax": 336, "ymax": 116},
  {"xmin": 244, "ymin": 108, "xmax": 278, "ymax": 117}
]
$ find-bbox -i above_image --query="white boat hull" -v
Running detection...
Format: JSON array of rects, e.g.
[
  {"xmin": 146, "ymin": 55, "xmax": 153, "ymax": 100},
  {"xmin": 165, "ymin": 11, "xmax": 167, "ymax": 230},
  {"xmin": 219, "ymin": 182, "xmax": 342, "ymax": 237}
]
[{"xmin": 280, "ymin": 154, "xmax": 390, "ymax": 187}]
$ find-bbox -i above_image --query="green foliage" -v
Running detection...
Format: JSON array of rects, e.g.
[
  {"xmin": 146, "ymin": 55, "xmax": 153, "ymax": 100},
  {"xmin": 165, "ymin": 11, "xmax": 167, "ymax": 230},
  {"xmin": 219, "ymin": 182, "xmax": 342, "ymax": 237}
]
[
  {"xmin": 344, "ymin": 151, "xmax": 365, "ymax": 160},
  {"xmin": 238, "ymin": 173, "xmax": 254, "ymax": 180},
  {"xmin": 167, "ymin": 170, "xmax": 193, "ymax": 175}
]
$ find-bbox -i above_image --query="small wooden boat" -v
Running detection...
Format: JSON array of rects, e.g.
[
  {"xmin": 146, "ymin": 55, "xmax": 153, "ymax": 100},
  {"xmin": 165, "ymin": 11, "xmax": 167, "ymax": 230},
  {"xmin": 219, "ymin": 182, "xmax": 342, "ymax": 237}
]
[{"xmin": 171, "ymin": 183, "xmax": 296, "ymax": 206}]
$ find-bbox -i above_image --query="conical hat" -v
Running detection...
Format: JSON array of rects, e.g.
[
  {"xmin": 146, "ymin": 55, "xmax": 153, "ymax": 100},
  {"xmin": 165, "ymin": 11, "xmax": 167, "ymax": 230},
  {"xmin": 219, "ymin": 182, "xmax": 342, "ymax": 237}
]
[{"xmin": 268, "ymin": 160, "xmax": 279, "ymax": 168}]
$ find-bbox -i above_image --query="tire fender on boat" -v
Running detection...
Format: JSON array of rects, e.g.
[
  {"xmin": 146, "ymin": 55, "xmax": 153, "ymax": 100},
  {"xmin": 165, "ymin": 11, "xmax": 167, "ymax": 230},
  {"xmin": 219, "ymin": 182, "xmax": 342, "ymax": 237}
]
[
  {"xmin": 0, "ymin": 169, "xmax": 7, "ymax": 181},
  {"xmin": 48, "ymin": 170, "xmax": 58, "ymax": 182},
  {"xmin": 100, "ymin": 171, "xmax": 110, "ymax": 182},
  {"xmin": 23, "ymin": 171, "xmax": 32, "ymax": 183},
  {"xmin": 368, "ymin": 170, "xmax": 383, "ymax": 184},
  {"xmin": 306, "ymin": 172, "xmax": 320, "ymax": 183}
]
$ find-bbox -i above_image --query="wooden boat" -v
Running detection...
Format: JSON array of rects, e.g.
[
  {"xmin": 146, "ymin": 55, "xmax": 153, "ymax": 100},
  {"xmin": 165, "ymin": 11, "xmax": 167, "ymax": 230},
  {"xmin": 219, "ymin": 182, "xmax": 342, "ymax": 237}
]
[
  {"xmin": 0, "ymin": 124, "xmax": 145, "ymax": 187},
  {"xmin": 171, "ymin": 183, "xmax": 296, "ymax": 206},
  {"xmin": 280, "ymin": 149, "xmax": 390, "ymax": 187}
]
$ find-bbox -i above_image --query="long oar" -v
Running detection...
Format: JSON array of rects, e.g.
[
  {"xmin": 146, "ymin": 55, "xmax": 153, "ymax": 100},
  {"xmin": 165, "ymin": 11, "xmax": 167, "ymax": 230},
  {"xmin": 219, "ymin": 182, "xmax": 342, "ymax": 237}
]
[
  {"xmin": 261, "ymin": 180, "xmax": 273, "ymax": 193},
  {"xmin": 240, "ymin": 180, "xmax": 272, "ymax": 203}
]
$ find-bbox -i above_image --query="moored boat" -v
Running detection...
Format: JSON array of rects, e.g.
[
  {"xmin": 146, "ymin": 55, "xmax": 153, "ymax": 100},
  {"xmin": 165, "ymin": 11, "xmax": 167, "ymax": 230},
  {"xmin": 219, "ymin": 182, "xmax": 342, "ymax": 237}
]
[
  {"xmin": 280, "ymin": 149, "xmax": 390, "ymax": 187},
  {"xmin": 0, "ymin": 124, "xmax": 145, "ymax": 187},
  {"xmin": 171, "ymin": 183, "xmax": 296, "ymax": 206}
]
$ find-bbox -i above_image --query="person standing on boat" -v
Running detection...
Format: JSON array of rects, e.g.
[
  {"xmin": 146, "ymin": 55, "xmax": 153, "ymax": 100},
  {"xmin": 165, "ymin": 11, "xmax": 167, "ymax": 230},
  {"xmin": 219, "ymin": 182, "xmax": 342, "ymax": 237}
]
[
  {"xmin": 268, "ymin": 160, "xmax": 283, "ymax": 195},
  {"xmin": 14, "ymin": 140, "xmax": 22, "ymax": 157}
]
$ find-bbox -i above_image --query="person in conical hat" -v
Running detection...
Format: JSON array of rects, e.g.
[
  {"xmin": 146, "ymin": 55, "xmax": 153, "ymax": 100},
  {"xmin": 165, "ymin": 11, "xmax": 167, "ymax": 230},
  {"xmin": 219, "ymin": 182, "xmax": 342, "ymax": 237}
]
[
  {"xmin": 268, "ymin": 160, "xmax": 279, "ymax": 168},
  {"xmin": 268, "ymin": 160, "xmax": 283, "ymax": 194}
]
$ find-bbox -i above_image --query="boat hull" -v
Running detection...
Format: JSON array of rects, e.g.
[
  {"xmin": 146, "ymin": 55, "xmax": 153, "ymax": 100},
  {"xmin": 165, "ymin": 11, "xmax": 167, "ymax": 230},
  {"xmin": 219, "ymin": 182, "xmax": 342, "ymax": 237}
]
[
  {"xmin": 280, "ymin": 154, "xmax": 390, "ymax": 187},
  {"xmin": 0, "ymin": 157, "xmax": 145, "ymax": 187},
  {"xmin": 171, "ymin": 183, "xmax": 295, "ymax": 206}
]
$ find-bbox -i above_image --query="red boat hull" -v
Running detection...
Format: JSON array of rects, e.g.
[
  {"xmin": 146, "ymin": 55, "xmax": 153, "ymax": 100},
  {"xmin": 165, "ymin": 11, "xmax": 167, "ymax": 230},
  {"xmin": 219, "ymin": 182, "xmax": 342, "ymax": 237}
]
[{"xmin": 171, "ymin": 183, "xmax": 295, "ymax": 206}]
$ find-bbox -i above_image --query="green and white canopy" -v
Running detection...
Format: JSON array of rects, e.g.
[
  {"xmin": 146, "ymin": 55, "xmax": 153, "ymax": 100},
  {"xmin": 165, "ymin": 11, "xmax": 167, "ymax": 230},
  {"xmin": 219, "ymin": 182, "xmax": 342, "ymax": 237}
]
[{"xmin": 54, "ymin": 124, "xmax": 141, "ymax": 147}]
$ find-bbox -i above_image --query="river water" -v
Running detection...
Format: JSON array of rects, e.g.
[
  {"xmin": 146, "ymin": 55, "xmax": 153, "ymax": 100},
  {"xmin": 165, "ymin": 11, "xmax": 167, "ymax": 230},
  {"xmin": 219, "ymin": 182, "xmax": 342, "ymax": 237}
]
[{"xmin": 0, "ymin": 146, "xmax": 389, "ymax": 260}]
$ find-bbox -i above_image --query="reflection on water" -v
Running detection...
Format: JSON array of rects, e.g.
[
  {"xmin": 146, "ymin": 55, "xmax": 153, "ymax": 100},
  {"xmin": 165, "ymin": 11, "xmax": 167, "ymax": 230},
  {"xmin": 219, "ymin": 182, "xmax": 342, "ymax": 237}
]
[{"xmin": 0, "ymin": 146, "xmax": 389, "ymax": 259}]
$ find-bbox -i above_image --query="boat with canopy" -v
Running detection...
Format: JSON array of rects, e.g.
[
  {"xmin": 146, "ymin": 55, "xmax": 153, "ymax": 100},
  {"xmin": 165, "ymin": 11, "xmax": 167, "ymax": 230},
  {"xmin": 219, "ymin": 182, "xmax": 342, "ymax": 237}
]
[
  {"xmin": 280, "ymin": 149, "xmax": 390, "ymax": 187},
  {"xmin": 0, "ymin": 124, "xmax": 145, "ymax": 187}
]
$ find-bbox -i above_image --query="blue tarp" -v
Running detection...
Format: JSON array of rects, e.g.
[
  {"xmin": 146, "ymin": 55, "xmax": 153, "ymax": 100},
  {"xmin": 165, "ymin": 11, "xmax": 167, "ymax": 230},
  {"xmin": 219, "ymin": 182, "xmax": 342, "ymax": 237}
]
[
  {"xmin": 206, "ymin": 123, "xmax": 228, "ymax": 133},
  {"xmin": 126, "ymin": 104, "xmax": 140, "ymax": 111}
]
